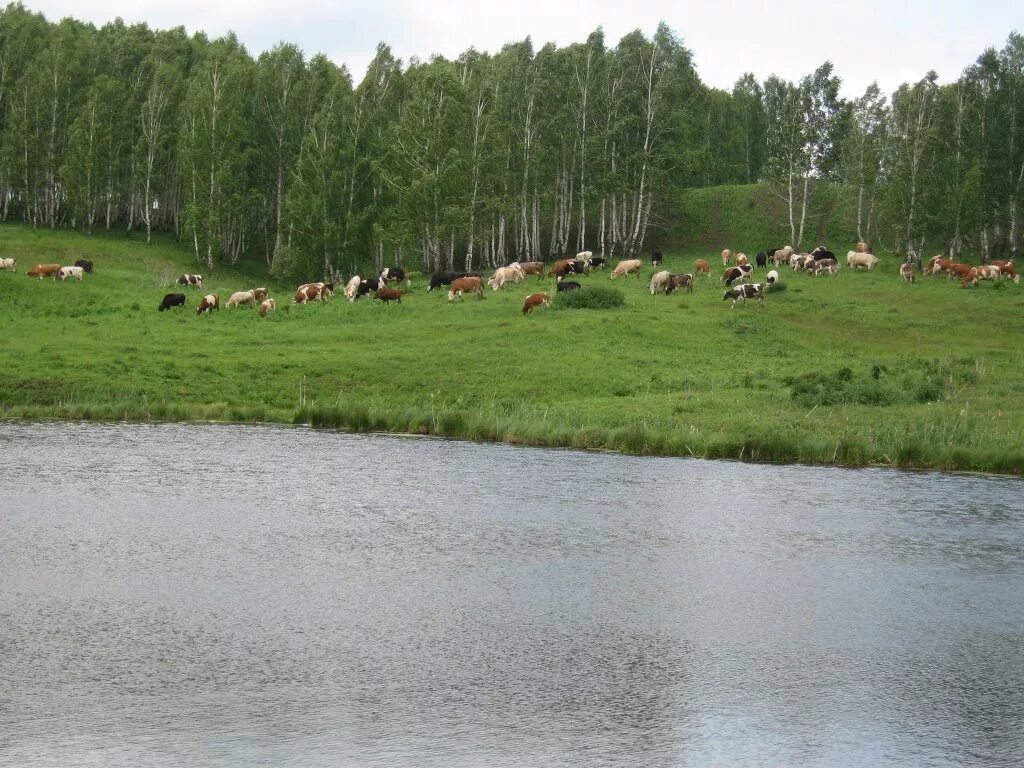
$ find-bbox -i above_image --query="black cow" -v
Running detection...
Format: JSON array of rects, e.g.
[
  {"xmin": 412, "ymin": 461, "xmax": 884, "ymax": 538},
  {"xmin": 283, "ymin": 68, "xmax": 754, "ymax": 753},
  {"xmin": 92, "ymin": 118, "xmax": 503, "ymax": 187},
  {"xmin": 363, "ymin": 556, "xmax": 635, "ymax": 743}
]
[
  {"xmin": 158, "ymin": 293, "xmax": 187, "ymax": 312},
  {"xmin": 556, "ymin": 281, "xmax": 582, "ymax": 292},
  {"xmin": 176, "ymin": 274, "xmax": 203, "ymax": 288},
  {"xmin": 652, "ymin": 251, "xmax": 663, "ymax": 267},
  {"xmin": 74, "ymin": 259, "xmax": 94, "ymax": 274},
  {"xmin": 427, "ymin": 271, "xmax": 459, "ymax": 291},
  {"xmin": 723, "ymin": 283, "xmax": 764, "ymax": 308},
  {"xmin": 755, "ymin": 252, "xmax": 767, "ymax": 268}
]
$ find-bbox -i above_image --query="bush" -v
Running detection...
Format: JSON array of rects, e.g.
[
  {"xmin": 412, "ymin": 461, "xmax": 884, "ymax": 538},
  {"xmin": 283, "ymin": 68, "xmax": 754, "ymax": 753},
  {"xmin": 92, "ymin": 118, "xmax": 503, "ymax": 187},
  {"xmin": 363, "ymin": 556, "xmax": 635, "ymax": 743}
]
[
  {"xmin": 787, "ymin": 359, "xmax": 967, "ymax": 408},
  {"xmin": 554, "ymin": 286, "xmax": 625, "ymax": 310},
  {"xmin": 766, "ymin": 281, "xmax": 787, "ymax": 294}
]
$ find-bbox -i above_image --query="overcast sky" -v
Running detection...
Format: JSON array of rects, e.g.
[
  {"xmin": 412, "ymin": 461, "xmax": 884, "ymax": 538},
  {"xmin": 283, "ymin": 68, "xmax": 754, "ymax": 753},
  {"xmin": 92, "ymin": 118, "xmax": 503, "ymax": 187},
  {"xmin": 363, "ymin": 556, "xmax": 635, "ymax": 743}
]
[{"xmin": 25, "ymin": 0, "xmax": 1023, "ymax": 97}]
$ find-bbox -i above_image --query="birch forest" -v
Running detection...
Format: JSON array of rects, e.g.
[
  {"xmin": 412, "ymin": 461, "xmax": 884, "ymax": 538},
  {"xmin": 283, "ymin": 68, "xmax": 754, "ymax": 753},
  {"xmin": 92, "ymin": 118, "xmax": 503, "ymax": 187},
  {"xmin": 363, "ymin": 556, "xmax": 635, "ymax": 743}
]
[{"xmin": 1, "ymin": 3, "xmax": 1023, "ymax": 278}]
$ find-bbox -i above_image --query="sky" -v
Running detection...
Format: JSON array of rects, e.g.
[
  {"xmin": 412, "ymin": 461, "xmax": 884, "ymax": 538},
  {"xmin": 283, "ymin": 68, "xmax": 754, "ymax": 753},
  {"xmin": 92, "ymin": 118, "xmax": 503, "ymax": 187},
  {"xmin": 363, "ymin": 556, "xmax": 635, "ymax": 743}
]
[{"xmin": 23, "ymin": 0, "xmax": 1024, "ymax": 97}]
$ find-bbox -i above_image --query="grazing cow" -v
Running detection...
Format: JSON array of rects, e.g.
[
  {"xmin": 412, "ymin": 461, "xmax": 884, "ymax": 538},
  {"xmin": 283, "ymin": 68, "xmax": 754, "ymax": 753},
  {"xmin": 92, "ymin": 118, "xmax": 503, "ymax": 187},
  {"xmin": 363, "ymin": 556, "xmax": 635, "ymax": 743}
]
[
  {"xmin": 57, "ymin": 266, "xmax": 84, "ymax": 282},
  {"xmin": 721, "ymin": 248, "xmax": 732, "ymax": 266},
  {"xmin": 158, "ymin": 293, "xmax": 187, "ymax": 312},
  {"xmin": 814, "ymin": 258, "xmax": 838, "ymax": 276},
  {"xmin": 722, "ymin": 264, "xmax": 753, "ymax": 286},
  {"xmin": 547, "ymin": 259, "xmax": 577, "ymax": 278},
  {"xmin": 694, "ymin": 259, "xmax": 710, "ymax": 276},
  {"xmin": 755, "ymin": 252, "xmax": 767, "ymax": 268},
  {"xmin": 375, "ymin": 286, "xmax": 403, "ymax": 304},
  {"xmin": 448, "ymin": 276, "xmax": 483, "ymax": 301},
  {"xmin": 26, "ymin": 263, "xmax": 60, "ymax": 279},
  {"xmin": 556, "ymin": 280, "xmax": 582, "ymax": 292},
  {"xmin": 252, "ymin": 287, "xmax": 269, "ymax": 301},
  {"xmin": 73, "ymin": 259, "xmax": 93, "ymax": 274},
  {"xmin": 345, "ymin": 275, "xmax": 362, "ymax": 301},
  {"xmin": 297, "ymin": 283, "xmax": 333, "ymax": 303},
  {"xmin": 960, "ymin": 268, "xmax": 981, "ymax": 288},
  {"xmin": 227, "ymin": 290, "xmax": 257, "ymax": 308},
  {"xmin": 769, "ymin": 246, "xmax": 794, "ymax": 266},
  {"xmin": 723, "ymin": 283, "xmax": 764, "ymax": 309},
  {"xmin": 379, "ymin": 267, "xmax": 407, "ymax": 285},
  {"xmin": 926, "ymin": 256, "xmax": 956, "ymax": 276},
  {"xmin": 258, "ymin": 298, "xmax": 277, "ymax": 317},
  {"xmin": 766, "ymin": 269, "xmax": 780, "ymax": 285},
  {"xmin": 651, "ymin": 251, "xmax": 663, "ymax": 267},
  {"xmin": 847, "ymin": 251, "xmax": 880, "ymax": 270},
  {"xmin": 489, "ymin": 265, "xmax": 526, "ymax": 291},
  {"xmin": 812, "ymin": 246, "xmax": 836, "ymax": 262},
  {"xmin": 176, "ymin": 274, "xmax": 203, "ymax": 288},
  {"xmin": 611, "ymin": 259, "xmax": 643, "ymax": 279},
  {"xmin": 0, "ymin": 257, "xmax": 15, "ymax": 272},
  {"xmin": 900, "ymin": 263, "xmax": 916, "ymax": 284},
  {"xmin": 428, "ymin": 271, "xmax": 460, "ymax": 292},
  {"xmin": 649, "ymin": 270, "xmax": 671, "ymax": 294},
  {"xmin": 991, "ymin": 260, "xmax": 1020, "ymax": 283},
  {"xmin": 353, "ymin": 277, "xmax": 387, "ymax": 299},
  {"xmin": 517, "ymin": 261, "xmax": 546, "ymax": 279},
  {"xmin": 666, "ymin": 273, "xmax": 693, "ymax": 294},
  {"xmin": 196, "ymin": 294, "xmax": 219, "ymax": 314},
  {"xmin": 735, "ymin": 253, "xmax": 750, "ymax": 267},
  {"xmin": 522, "ymin": 292, "xmax": 550, "ymax": 315},
  {"xmin": 975, "ymin": 265, "xmax": 1001, "ymax": 283}
]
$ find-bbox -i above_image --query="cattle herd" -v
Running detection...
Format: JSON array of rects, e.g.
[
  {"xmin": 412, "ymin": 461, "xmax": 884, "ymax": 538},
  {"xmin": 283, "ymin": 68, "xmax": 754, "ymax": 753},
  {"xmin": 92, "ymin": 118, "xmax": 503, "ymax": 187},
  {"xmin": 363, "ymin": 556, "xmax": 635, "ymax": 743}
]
[{"xmin": 4, "ymin": 240, "xmax": 1019, "ymax": 322}]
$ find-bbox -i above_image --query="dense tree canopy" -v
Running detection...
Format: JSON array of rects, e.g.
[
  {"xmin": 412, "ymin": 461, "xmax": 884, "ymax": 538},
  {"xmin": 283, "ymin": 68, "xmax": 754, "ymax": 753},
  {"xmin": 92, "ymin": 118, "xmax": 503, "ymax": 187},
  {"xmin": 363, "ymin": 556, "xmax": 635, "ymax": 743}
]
[{"xmin": 1, "ymin": 3, "xmax": 1022, "ymax": 276}]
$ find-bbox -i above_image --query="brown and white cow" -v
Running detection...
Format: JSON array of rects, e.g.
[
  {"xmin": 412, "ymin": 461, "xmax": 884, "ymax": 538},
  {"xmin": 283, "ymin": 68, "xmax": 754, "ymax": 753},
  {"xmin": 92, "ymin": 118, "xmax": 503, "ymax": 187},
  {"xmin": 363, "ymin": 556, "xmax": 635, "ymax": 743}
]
[
  {"xmin": 176, "ymin": 274, "xmax": 204, "ymax": 288},
  {"xmin": 448, "ymin": 276, "xmax": 483, "ymax": 301},
  {"xmin": 666, "ymin": 273, "xmax": 693, "ymax": 294},
  {"xmin": 258, "ymin": 298, "xmax": 276, "ymax": 317},
  {"xmin": 694, "ymin": 259, "xmax": 710, "ymax": 276},
  {"xmin": 900, "ymin": 263, "xmax": 916, "ymax": 284},
  {"xmin": 735, "ymin": 253, "xmax": 750, "ymax": 267},
  {"xmin": 814, "ymin": 258, "xmax": 838, "ymax": 276},
  {"xmin": 0, "ymin": 258, "xmax": 15, "ymax": 272},
  {"xmin": 991, "ymin": 260, "xmax": 1020, "ymax": 284},
  {"xmin": 610, "ymin": 259, "xmax": 643, "ymax": 279},
  {"xmin": 975, "ymin": 265, "xmax": 1002, "ymax": 283},
  {"xmin": 721, "ymin": 248, "xmax": 732, "ymax": 266},
  {"xmin": 547, "ymin": 259, "xmax": 577, "ymax": 278},
  {"xmin": 946, "ymin": 263, "xmax": 975, "ymax": 282},
  {"xmin": 522, "ymin": 292, "xmax": 550, "ymax": 315},
  {"xmin": 26, "ymin": 263, "xmax": 60, "ymax": 279},
  {"xmin": 196, "ymin": 294, "xmax": 220, "ymax": 314}
]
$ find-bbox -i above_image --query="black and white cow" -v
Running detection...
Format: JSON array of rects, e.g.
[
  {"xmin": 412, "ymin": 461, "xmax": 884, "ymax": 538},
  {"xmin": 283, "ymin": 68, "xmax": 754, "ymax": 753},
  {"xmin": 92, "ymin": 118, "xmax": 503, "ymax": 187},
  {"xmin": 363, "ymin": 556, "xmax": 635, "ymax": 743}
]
[
  {"xmin": 666, "ymin": 273, "xmax": 693, "ymax": 294},
  {"xmin": 176, "ymin": 274, "xmax": 203, "ymax": 288},
  {"xmin": 723, "ymin": 283, "xmax": 764, "ymax": 308},
  {"xmin": 651, "ymin": 251, "xmax": 663, "ymax": 267},
  {"xmin": 722, "ymin": 264, "xmax": 753, "ymax": 286},
  {"xmin": 812, "ymin": 246, "xmax": 836, "ymax": 262},
  {"xmin": 588, "ymin": 257, "xmax": 607, "ymax": 271},
  {"xmin": 380, "ymin": 266, "xmax": 407, "ymax": 285},
  {"xmin": 158, "ymin": 293, "xmax": 187, "ymax": 312},
  {"xmin": 356, "ymin": 277, "xmax": 388, "ymax": 298}
]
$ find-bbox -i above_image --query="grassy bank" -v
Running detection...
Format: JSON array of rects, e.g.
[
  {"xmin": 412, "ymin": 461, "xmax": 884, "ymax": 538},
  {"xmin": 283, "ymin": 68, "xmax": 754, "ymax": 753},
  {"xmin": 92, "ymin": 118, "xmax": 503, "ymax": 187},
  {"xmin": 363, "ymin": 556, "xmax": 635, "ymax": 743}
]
[{"xmin": 2, "ymin": 223, "xmax": 1023, "ymax": 474}]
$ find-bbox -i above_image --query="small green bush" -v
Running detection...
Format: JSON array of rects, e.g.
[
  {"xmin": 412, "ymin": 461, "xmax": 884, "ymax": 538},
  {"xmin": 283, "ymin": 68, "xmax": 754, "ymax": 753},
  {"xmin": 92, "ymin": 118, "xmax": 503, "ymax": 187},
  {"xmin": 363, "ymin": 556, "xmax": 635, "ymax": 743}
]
[{"xmin": 554, "ymin": 286, "xmax": 625, "ymax": 310}]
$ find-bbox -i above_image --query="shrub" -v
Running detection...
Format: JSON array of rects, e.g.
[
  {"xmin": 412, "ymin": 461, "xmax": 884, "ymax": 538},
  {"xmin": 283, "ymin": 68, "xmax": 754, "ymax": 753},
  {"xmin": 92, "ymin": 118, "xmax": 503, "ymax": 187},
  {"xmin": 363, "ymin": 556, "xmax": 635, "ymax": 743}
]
[{"xmin": 554, "ymin": 286, "xmax": 625, "ymax": 310}]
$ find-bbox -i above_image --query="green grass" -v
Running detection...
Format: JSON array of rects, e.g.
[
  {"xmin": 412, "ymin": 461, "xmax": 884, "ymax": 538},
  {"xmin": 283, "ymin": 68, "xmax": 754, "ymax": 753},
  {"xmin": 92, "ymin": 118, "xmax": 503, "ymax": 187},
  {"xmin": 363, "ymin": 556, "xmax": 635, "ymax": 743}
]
[{"xmin": 2, "ymin": 221, "xmax": 1023, "ymax": 474}]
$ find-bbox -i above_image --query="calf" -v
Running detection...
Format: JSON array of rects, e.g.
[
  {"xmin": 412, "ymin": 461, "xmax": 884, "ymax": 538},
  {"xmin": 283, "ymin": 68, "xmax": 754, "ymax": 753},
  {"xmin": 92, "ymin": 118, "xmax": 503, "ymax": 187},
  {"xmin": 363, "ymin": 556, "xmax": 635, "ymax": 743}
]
[
  {"xmin": 721, "ymin": 248, "xmax": 732, "ymax": 266},
  {"xmin": 556, "ymin": 280, "xmax": 582, "ymax": 292},
  {"xmin": 649, "ymin": 270, "xmax": 671, "ymax": 294},
  {"xmin": 73, "ymin": 259, "xmax": 93, "ymax": 274},
  {"xmin": 723, "ymin": 283, "xmax": 764, "ymax": 309},
  {"xmin": 611, "ymin": 259, "xmax": 643, "ymax": 279},
  {"xmin": 57, "ymin": 266, "xmax": 84, "ymax": 282},
  {"xmin": 27, "ymin": 263, "xmax": 60, "ymax": 279},
  {"xmin": 448, "ymin": 276, "xmax": 483, "ymax": 301},
  {"xmin": 651, "ymin": 251, "xmax": 663, "ymax": 267},
  {"xmin": 755, "ymin": 252, "xmax": 767, "ymax": 268},
  {"xmin": 900, "ymin": 262, "xmax": 916, "ymax": 284},
  {"xmin": 694, "ymin": 259, "xmax": 710, "ymax": 276},
  {"xmin": 522, "ymin": 292, "xmax": 550, "ymax": 315},
  {"xmin": 158, "ymin": 293, "xmax": 187, "ymax": 312},
  {"xmin": 666, "ymin": 273, "xmax": 693, "ymax": 294},
  {"xmin": 176, "ymin": 274, "xmax": 203, "ymax": 288},
  {"xmin": 258, "ymin": 298, "xmax": 276, "ymax": 317},
  {"xmin": 375, "ymin": 286, "xmax": 403, "ymax": 304},
  {"xmin": 196, "ymin": 294, "xmax": 220, "ymax": 314},
  {"xmin": 0, "ymin": 258, "xmax": 15, "ymax": 272}
]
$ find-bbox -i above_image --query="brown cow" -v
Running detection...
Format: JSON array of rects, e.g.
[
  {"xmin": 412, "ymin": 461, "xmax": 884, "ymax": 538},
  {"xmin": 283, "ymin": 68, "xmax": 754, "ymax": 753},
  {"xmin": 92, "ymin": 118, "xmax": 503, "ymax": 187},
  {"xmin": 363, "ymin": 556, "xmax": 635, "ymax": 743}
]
[
  {"xmin": 547, "ymin": 259, "xmax": 577, "ymax": 278},
  {"xmin": 946, "ymin": 263, "xmax": 975, "ymax": 282},
  {"xmin": 522, "ymin": 292, "xmax": 550, "ymax": 315},
  {"xmin": 196, "ymin": 294, "xmax": 220, "ymax": 314},
  {"xmin": 258, "ymin": 298, "xmax": 276, "ymax": 317},
  {"xmin": 252, "ymin": 287, "xmax": 269, "ymax": 301},
  {"xmin": 448, "ymin": 276, "xmax": 483, "ymax": 301},
  {"xmin": 26, "ymin": 263, "xmax": 60, "ymax": 279},
  {"xmin": 375, "ymin": 287, "xmax": 403, "ymax": 304},
  {"xmin": 991, "ymin": 260, "xmax": 1020, "ymax": 284},
  {"xmin": 517, "ymin": 261, "xmax": 546, "ymax": 280},
  {"xmin": 694, "ymin": 259, "xmax": 710, "ymax": 276}
]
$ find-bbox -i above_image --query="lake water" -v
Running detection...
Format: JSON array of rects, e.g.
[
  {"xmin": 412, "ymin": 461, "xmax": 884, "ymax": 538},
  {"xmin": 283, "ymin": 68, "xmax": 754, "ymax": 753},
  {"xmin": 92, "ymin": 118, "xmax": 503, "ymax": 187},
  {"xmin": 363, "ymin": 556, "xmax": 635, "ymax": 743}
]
[{"xmin": 1, "ymin": 422, "xmax": 1022, "ymax": 767}]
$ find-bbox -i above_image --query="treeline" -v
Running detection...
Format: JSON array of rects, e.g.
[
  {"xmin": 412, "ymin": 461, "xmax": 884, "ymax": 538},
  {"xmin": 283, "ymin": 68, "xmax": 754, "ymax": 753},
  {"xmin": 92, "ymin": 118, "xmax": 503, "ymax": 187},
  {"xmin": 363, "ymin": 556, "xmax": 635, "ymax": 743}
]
[{"xmin": 0, "ymin": 3, "xmax": 1021, "ymax": 279}]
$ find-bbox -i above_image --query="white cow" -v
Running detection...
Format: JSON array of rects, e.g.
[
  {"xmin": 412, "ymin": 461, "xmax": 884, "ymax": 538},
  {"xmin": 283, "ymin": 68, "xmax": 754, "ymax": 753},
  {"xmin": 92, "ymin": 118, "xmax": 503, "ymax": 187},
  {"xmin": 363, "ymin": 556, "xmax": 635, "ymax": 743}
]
[
  {"xmin": 611, "ymin": 259, "xmax": 643, "ymax": 279},
  {"xmin": 0, "ymin": 258, "xmax": 15, "ymax": 272},
  {"xmin": 488, "ymin": 265, "xmax": 526, "ymax": 291},
  {"xmin": 649, "ymin": 270, "xmax": 671, "ymax": 294},
  {"xmin": 227, "ymin": 290, "xmax": 256, "ymax": 308},
  {"xmin": 344, "ymin": 275, "xmax": 361, "ymax": 302},
  {"xmin": 847, "ymin": 251, "xmax": 880, "ymax": 270},
  {"xmin": 57, "ymin": 265, "xmax": 84, "ymax": 282}
]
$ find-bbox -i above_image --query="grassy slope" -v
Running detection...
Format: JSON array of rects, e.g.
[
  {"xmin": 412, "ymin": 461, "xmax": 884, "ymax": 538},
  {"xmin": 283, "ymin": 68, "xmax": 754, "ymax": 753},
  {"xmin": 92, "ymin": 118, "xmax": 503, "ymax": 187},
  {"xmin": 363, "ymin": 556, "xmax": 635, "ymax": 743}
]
[{"xmin": 1, "ymin": 214, "xmax": 1023, "ymax": 474}]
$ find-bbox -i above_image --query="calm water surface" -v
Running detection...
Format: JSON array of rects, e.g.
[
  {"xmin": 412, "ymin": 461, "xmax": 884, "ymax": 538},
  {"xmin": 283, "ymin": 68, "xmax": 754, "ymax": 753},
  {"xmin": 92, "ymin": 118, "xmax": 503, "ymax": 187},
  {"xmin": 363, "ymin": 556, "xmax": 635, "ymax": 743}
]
[{"xmin": 1, "ymin": 422, "xmax": 1022, "ymax": 767}]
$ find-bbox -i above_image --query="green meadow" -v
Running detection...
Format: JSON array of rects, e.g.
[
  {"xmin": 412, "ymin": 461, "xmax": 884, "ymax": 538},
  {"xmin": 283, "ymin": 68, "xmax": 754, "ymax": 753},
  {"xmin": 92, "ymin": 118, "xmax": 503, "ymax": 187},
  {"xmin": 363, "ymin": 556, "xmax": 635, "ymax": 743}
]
[{"xmin": 2, "ymin": 222, "xmax": 1023, "ymax": 474}]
